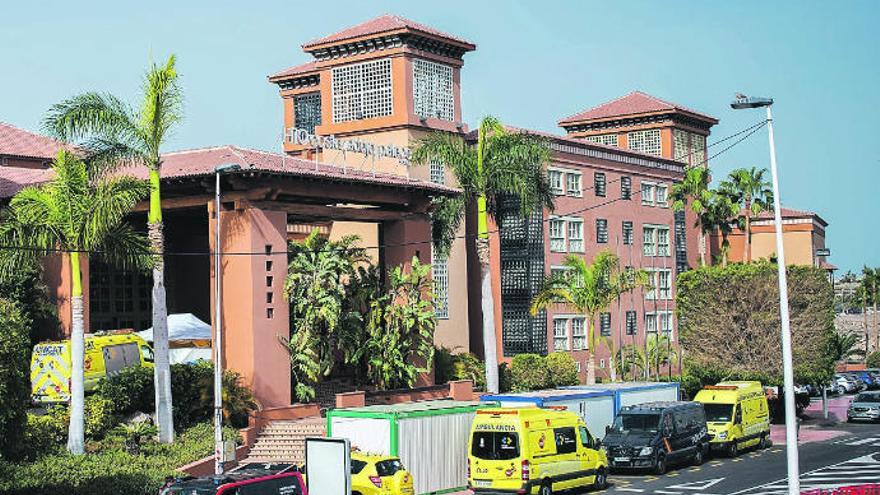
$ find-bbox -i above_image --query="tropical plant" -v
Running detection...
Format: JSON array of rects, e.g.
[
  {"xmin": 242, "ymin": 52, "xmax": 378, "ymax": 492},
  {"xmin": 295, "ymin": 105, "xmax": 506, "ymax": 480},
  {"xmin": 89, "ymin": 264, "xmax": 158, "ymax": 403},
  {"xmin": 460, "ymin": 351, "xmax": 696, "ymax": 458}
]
[
  {"xmin": 544, "ymin": 352, "xmax": 580, "ymax": 387},
  {"xmin": 119, "ymin": 421, "xmax": 158, "ymax": 455},
  {"xmin": 412, "ymin": 116, "xmax": 554, "ymax": 393},
  {"xmin": 45, "ymin": 55, "xmax": 183, "ymax": 443},
  {"xmin": 860, "ymin": 267, "xmax": 879, "ymax": 353},
  {"xmin": 828, "ymin": 332, "xmax": 864, "ymax": 364},
  {"xmin": 510, "ymin": 354, "xmax": 550, "ymax": 392},
  {"xmin": 529, "ymin": 250, "xmax": 649, "ymax": 384},
  {"xmin": 354, "ymin": 257, "xmax": 437, "ymax": 390},
  {"xmin": 0, "ymin": 151, "xmax": 150, "ymax": 454},
  {"xmin": 617, "ymin": 344, "xmax": 647, "ymax": 380},
  {"xmin": 702, "ymin": 189, "xmax": 739, "ymax": 267},
  {"xmin": 646, "ymin": 333, "xmax": 678, "ymax": 381},
  {"xmin": 0, "ymin": 261, "xmax": 58, "ymax": 344},
  {"xmin": 670, "ymin": 166, "xmax": 712, "ymax": 266},
  {"xmin": 282, "ymin": 230, "xmax": 367, "ymax": 402},
  {"xmin": 720, "ymin": 167, "xmax": 773, "ymax": 262}
]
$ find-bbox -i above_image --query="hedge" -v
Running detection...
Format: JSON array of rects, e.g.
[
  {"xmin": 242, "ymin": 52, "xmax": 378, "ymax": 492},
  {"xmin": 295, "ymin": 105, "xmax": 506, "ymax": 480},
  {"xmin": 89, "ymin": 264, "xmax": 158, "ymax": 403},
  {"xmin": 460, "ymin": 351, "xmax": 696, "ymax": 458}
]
[
  {"xmin": 0, "ymin": 423, "xmax": 239, "ymax": 495},
  {"xmin": 0, "ymin": 299, "xmax": 30, "ymax": 460},
  {"xmin": 678, "ymin": 261, "xmax": 836, "ymax": 387}
]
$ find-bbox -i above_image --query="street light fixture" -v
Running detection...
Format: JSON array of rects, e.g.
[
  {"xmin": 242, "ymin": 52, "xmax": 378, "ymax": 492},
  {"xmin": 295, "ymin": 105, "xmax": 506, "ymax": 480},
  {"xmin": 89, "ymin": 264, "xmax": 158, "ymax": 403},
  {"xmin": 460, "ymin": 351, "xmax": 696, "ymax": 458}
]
[
  {"xmin": 730, "ymin": 94, "xmax": 799, "ymax": 495},
  {"xmin": 213, "ymin": 162, "xmax": 240, "ymax": 475}
]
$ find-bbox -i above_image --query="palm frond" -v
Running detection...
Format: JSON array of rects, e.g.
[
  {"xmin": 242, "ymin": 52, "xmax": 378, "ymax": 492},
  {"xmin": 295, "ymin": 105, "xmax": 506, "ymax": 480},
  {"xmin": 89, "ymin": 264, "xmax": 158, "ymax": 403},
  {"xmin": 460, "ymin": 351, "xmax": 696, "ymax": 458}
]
[
  {"xmin": 430, "ymin": 196, "xmax": 466, "ymax": 257},
  {"xmin": 140, "ymin": 55, "xmax": 183, "ymax": 161}
]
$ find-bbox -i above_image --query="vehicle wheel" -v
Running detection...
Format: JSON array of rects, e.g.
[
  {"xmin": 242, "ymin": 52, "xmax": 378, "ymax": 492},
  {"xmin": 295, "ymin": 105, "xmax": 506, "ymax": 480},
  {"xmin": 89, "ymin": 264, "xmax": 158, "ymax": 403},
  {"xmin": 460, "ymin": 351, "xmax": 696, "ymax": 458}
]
[
  {"xmin": 728, "ymin": 441, "xmax": 739, "ymax": 457},
  {"xmin": 593, "ymin": 468, "xmax": 608, "ymax": 490},
  {"xmin": 539, "ymin": 480, "xmax": 553, "ymax": 495},
  {"xmin": 653, "ymin": 454, "xmax": 667, "ymax": 475},
  {"xmin": 692, "ymin": 446, "xmax": 705, "ymax": 466}
]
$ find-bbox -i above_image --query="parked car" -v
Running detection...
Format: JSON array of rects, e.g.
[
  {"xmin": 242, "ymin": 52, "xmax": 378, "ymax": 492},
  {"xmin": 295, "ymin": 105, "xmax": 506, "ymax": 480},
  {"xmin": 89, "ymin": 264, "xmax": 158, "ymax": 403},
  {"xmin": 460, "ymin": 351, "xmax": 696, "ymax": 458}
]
[
  {"xmin": 159, "ymin": 463, "xmax": 306, "ymax": 495},
  {"xmin": 834, "ymin": 374, "xmax": 862, "ymax": 394},
  {"xmin": 350, "ymin": 451, "xmax": 414, "ymax": 495},
  {"xmin": 847, "ymin": 391, "xmax": 880, "ymax": 423},
  {"xmin": 602, "ymin": 401, "xmax": 709, "ymax": 475},
  {"xmin": 468, "ymin": 406, "xmax": 609, "ymax": 494},
  {"xmin": 844, "ymin": 371, "xmax": 876, "ymax": 390},
  {"xmin": 693, "ymin": 381, "xmax": 771, "ymax": 457}
]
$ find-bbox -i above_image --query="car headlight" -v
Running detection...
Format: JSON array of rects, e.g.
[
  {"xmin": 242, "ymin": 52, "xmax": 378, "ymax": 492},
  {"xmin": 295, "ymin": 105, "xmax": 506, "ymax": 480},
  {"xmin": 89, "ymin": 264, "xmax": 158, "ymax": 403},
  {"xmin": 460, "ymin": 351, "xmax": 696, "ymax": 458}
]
[
  {"xmin": 639, "ymin": 446, "xmax": 653, "ymax": 456},
  {"xmin": 717, "ymin": 431, "xmax": 728, "ymax": 439}
]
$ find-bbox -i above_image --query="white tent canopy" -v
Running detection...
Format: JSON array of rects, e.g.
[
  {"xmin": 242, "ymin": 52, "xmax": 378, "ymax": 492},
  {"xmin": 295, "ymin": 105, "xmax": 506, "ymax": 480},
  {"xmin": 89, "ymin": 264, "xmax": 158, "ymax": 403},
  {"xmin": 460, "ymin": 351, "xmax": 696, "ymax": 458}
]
[
  {"xmin": 138, "ymin": 313, "xmax": 211, "ymax": 343},
  {"xmin": 138, "ymin": 313, "xmax": 212, "ymax": 364}
]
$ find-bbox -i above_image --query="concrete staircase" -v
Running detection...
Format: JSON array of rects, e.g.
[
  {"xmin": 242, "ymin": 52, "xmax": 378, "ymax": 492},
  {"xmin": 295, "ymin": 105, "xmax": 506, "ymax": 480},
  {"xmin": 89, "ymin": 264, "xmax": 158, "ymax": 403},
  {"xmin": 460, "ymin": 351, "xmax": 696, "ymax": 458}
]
[{"xmin": 244, "ymin": 416, "xmax": 326, "ymax": 465}]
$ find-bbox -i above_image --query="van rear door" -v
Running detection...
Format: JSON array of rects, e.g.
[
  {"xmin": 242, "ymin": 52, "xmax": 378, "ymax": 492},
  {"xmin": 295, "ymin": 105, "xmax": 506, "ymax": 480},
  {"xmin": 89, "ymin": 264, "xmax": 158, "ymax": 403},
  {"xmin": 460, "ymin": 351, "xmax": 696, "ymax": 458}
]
[
  {"xmin": 470, "ymin": 430, "xmax": 523, "ymax": 491},
  {"xmin": 31, "ymin": 343, "xmax": 70, "ymax": 403}
]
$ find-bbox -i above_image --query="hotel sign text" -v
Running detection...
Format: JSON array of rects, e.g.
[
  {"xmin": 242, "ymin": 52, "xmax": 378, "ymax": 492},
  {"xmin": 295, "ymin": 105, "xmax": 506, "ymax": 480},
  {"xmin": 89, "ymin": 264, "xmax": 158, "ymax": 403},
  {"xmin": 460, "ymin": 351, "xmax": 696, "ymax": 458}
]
[{"xmin": 285, "ymin": 127, "xmax": 412, "ymax": 165}]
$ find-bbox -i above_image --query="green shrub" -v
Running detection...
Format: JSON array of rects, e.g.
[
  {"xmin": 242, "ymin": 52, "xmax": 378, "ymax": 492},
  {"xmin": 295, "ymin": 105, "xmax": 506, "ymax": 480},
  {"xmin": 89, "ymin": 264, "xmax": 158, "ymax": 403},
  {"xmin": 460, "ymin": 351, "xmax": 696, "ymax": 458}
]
[
  {"xmin": 0, "ymin": 299, "xmax": 31, "ymax": 460},
  {"xmin": 498, "ymin": 363, "xmax": 513, "ymax": 393},
  {"xmin": 85, "ymin": 395, "xmax": 117, "ymax": 440},
  {"xmin": 0, "ymin": 423, "xmax": 240, "ymax": 495},
  {"xmin": 545, "ymin": 352, "xmax": 580, "ymax": 387},
  {"xmin": 510, "ymin": 354, "xmax": 550, "ymax": 392},
  {"xmin": 94, "ymin": 365, "xmax": 154, "ymax": 417},
  {"xmin": 434, "ymin": 347, "xmax": 489, "ymax": 391},
  {"xmin": 867, "ymin": 351, "xmax": 880, "ymax": 369},
  {"xmin": 17, "ymin": 413, "xmax": 66, "ymax": 461},
  {"xmin": 0, "ymin": 261, "xmax": 58, "ymax": 344}
]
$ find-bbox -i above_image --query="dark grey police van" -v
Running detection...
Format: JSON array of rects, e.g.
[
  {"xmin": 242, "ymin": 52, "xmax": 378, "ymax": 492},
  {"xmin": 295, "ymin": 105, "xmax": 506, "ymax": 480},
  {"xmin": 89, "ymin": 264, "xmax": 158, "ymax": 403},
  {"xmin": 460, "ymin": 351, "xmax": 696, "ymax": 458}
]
[{"xmin": 602, "ymin": 401, "xmax": 709, "ymax": 474}]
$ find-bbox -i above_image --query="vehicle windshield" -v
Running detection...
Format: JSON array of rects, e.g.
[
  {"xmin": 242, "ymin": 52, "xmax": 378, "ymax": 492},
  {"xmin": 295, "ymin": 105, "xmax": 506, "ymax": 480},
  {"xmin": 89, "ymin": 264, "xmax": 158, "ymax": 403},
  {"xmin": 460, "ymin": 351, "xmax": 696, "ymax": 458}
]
[
  {"xmin": 471, "ymin": 431, "xmax": 520, "ymax": 460},
  {"xmin": 855, "ymin": 394, "xmax": 880, "ymax": 403},
  {"xmin": 703, "ymin": 403, "xmax": 735, "ymax": 422},
  {"xmin": 376, "ymin": 459, "xmax": 404, "ymax": 477},
  {"xmin": 351, "ymin": 459, "xmax": 367, "ymax": 474},
  {"xmin": 610, "ymin": 413, "xmax": 660, "ymax": 433}
]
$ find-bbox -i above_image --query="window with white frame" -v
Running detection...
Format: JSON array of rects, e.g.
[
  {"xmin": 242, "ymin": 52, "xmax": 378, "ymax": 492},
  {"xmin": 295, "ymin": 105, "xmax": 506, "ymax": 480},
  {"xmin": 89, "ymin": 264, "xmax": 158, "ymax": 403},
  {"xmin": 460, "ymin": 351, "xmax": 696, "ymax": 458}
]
[
  {"xmin": 641, "ymin": 181, "xmax": 656, "ymax": 206},
  {"xmin": 572, "ymin": 318, "xmax": 586, "ymax": 350},
  {"xmin": 645, "ymin": 269, "xmax": 672, "ymax": 300},
  {"xmin": 566, "ymin": 172, "xmax": 582, "ymax": 197},
  {"xmin": 332, "ymin": 59, "xmax": 393, "ymax": 123},
  {"xmin": 621, "ymin": 176, "xmax": 632, "ymax": 200},
  {"xmin": 659, "ymin": 311, "xmax": 674, "ymax": 335},
  {"xmin": 599, "ymin": 312, "xmax": 612, "ymax": 336},
  {"xmin": 627, "ymin": 129, "xmax": 662, "ymax": 155},
  {"xmin": 432, "ymin": 253, "xmax": 449, "ymax": 319},
  {"xmin": 596, "ymin": 219, "xmax": 608, "ymax": 244},
  {"xmin": 553, "ymin": 318, "xmax": 570, "ymax": 351},
  {"xmin": 413, "ymin": 58, "xmax": 454, "ymax": 121},
  {"xmin": 568, "ymin": 219, "xmax": 584, "ymax": 253},
  {"xmin": 549, "ymin": 219, "xmax": 566, "ymax": 252},
  {"xmin": 549, "ymin": 170, "xmax": 564, "ymax": 195},
  {"xmin": 622, "ymin": 221, "xmax": 633, "ymax": 245},
  {"xmin": 655, "ymin": 185, "xmax": 668, "ymax": 207},
  {"xmin": 429, "ymin": 159, "xmax": 445, "ymax": 184},
  {"xmin": 645, "ymin": 312, "xmax": 658, "ymax": 333},
  {"xmin": 294, "ymin": 92, "xmax": 322, "ymax": 133},
  {"xmin": 643, "ymin": 225, "xmax": 671, "ymax": 256},
  {"xmin": 550, "ymin": 265, "xmax": 573, "ymax": 278},
  {"xmin": 585, "ymin": 133, "xmax": 619, "ymax": 147}
]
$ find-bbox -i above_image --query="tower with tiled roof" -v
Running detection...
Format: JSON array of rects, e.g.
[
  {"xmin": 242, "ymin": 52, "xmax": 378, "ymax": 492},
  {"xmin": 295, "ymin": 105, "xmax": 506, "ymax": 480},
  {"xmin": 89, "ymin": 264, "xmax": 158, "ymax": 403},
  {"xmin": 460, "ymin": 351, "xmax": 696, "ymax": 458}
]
[
  {"xmin": 558, "ymin": 91, "xmax": 718, "ymax": 167},
  {"xmin": 269, "ymin": 14, "xmax": 475, "ymax": 178}
]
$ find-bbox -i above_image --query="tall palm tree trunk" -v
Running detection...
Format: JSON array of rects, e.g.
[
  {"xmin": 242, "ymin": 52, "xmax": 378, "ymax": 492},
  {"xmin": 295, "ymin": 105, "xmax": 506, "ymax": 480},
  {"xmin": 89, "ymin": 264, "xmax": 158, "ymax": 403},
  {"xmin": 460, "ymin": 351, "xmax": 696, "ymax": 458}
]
[
  {"xmin": 149, "ymin": 169, "xmax": 174, "ymax": 443},
  {"xmin": 478, "ymin": 233, "xmax": 499, "ymax": 394},
  {"xmin": 67, "ymin": 252, "xmax": 85, "ymax": 455},
  {"xmin": 744, "ymin": 208, "xmax": 752, "ymax": 263},
  {"xmin": 698, "ymin": 230, "xmax": 707, "ymax": 266},
  {"xmin": 586, "ymin": 318, "xmax": 597, "ymax": 385}
]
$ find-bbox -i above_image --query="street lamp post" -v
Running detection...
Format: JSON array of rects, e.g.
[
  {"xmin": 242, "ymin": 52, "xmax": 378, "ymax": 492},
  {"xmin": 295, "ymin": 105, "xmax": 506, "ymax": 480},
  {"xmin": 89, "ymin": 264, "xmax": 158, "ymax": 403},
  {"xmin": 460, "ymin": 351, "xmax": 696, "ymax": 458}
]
[
  {"xmin": 731, "ymin": 95, "xmax": 799, "ymax": 494},
  {"xmin": 213, "ymin": 163, "xmax": 240, "ymax": 475}
]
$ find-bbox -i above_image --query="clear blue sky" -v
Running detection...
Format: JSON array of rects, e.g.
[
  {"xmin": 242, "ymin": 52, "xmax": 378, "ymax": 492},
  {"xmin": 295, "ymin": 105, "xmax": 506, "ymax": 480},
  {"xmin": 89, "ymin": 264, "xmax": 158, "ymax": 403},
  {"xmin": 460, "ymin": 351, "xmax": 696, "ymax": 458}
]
[{"xmin": 3, "ymin": 1, "xmax": 877, "ymax": 273}]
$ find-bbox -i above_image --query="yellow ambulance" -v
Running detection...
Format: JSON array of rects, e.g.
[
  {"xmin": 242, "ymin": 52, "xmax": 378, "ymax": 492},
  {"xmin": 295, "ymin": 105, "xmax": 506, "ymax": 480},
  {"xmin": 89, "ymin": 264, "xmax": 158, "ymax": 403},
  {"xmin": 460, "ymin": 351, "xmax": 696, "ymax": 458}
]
[
  {"xmin": 31, "ymin": 331, "xmax": 154, "ymax": 404},
  {"xmin": 693, "ymin": 381, "xmax": 771, "ymax": 456},
  {"xmin": 468, "ymin": 407, "xmax": 608, "ymax": 495}
]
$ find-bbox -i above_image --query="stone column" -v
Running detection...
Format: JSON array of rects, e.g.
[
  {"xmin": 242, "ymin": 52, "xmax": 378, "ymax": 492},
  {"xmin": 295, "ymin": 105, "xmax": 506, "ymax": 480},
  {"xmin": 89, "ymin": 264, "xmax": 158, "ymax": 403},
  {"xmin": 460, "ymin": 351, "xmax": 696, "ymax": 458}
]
[{"xmin": 209, "ymin": 200, "xmax": 291, "ymax": 407}]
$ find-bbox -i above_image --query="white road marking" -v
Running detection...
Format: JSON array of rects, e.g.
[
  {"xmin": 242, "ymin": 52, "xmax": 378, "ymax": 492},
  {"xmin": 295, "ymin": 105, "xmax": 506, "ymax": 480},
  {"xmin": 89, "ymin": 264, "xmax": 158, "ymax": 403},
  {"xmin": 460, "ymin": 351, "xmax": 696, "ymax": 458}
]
[
  {"xmin": 654, "ymin": 491, "xmax": 683, "ymax": 495},
  {"xmin": 616, "ymin": 488, "xmax": 644, "ymax": 493},
  {"xmin": 726, "ymin": 453, "xmax": 880, "ymax": 495},
  {"xmin": 666, "ymin": 478, "xmax": 725, "ymax": 491}
]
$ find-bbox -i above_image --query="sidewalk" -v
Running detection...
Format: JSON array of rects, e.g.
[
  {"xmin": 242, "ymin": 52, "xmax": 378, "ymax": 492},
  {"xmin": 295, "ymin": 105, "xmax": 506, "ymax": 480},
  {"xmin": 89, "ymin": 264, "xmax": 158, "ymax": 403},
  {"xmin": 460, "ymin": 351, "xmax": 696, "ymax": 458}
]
[{"xmin": 769, "ymin": 395, "xmax": 851, "ymax": 445}]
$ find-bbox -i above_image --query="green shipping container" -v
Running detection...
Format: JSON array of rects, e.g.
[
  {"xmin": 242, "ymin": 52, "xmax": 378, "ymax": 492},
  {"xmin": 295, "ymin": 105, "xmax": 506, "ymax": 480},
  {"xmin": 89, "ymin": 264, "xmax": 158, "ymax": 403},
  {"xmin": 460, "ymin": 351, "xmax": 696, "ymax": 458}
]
[{"xmin": 327, "ymin": 400, "xmax": 491, "ymax": 495}]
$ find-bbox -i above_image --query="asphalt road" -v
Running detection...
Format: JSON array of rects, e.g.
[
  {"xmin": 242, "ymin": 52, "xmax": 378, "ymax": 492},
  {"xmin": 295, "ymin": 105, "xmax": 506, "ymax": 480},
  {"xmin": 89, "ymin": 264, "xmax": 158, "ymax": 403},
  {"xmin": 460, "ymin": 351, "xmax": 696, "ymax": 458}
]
[{"xmin": 602, "ymin": 421, "xmax": 880, "ymax": 495}]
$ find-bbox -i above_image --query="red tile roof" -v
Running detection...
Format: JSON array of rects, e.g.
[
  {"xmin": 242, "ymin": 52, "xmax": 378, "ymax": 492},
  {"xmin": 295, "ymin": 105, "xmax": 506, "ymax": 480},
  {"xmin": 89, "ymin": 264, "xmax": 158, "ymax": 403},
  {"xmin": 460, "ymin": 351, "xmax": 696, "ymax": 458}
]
[
  {"xmin": 1, "ymin": 144, "xmax": 458, "ymax": 199},
  {"xmin": 558, "ymin": 91, "xmax": 718, "ymax": 125},
  {"xmin": 0, "ymin": 122, "xmax": 72, "ymax": 160},
  {"xmin": 301, "ymin": 14, "xmax": 475, "ymax": 50},
  {"xmin": 754, "ymin": 207, "xmax": 827, "ymax": 226},
  {"xmin": 268, "ymin": 60, "xmax": 319, "ymax": 81}
]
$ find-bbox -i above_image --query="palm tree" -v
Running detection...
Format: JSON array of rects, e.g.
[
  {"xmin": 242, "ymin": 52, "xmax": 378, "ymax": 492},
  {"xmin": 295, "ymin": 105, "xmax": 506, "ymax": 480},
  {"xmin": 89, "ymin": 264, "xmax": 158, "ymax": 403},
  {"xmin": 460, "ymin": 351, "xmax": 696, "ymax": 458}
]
[
  {"xmin": 861, "ymin": 267, "xmax": 879, "ymax": 352},
  {"xmin": 720, "ymin": 167, "xmax": 773, "ymax": 262},
  {"xmin": 529, "ymin": 251, "xmax": 649, "ymax": 385},
  {"xmin": 702, "ymin": 189, "xmax": 739, "ymax": 267},
  {"xmin": 646, "ymin": 333, "xmax": 678, "ymax": 380},
  {"xmin": 828, "ymin": 332, "xmax": 865, "ymax": 364},
  {"xmin": 670, "ymin": 167, "xmax": 712, "ymax": 266},
  {"xmin": 0, "ymin": 151, "xmax": 150, "ymax": 454},
  {"xmin": 412, "ymin": 116, "xmax": 553, "ymax": 393},
  {"xmin": 44, "ymin": 55, "xmax": 182, "ymax": 443}
]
